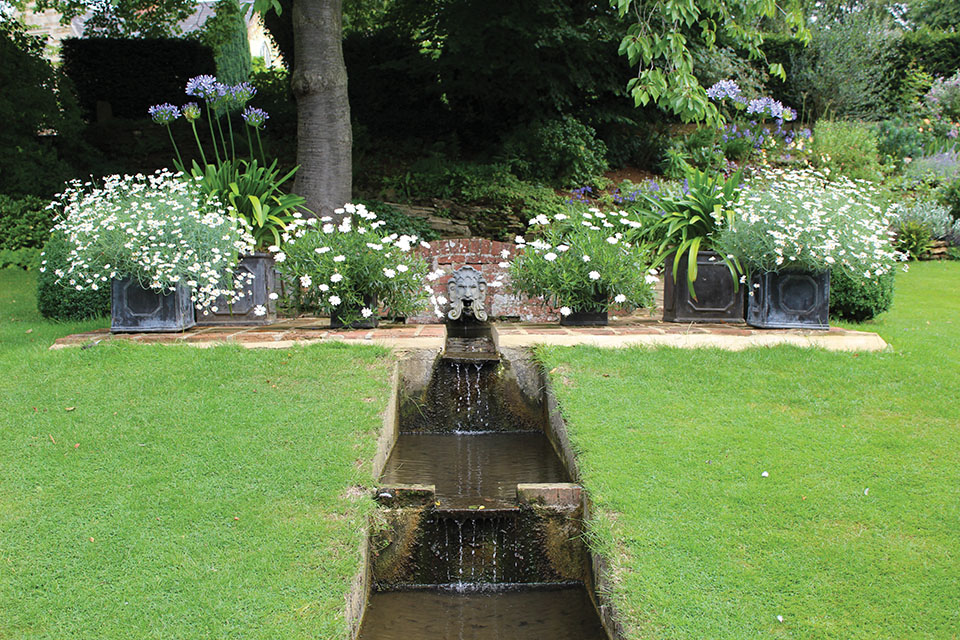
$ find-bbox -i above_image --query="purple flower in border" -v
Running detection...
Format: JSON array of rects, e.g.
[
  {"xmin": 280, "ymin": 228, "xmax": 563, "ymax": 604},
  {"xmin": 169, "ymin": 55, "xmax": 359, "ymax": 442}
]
[
  {"xmin": 746, "ymin": 96, "xmax": 785, "ymax": 120},
  {"xmin": 185, "ymin": 75, "xmax": 217, "ymax": 99},
  {"xmin": 231, "ymin": 82, "xmax": 257, "ymax": 105},
  {"xmin": 148, "ymin": 103, "xmax": 181, "ymax": 125},
  {"xmin": 181, "ymin": 102, "xmax": 201, "ymax": 122},
  {"xmin": 242, "ymin": 106, "xmax": 269, "ymax": 129},
  {"xmin": 706, "ymin": 79, "xmax": 742, "ymax": 102}
]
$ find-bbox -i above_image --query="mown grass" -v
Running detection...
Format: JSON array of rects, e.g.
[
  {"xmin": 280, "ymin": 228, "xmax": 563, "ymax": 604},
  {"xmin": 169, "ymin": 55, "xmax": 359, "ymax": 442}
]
[
  {"xmin": 0, "ymin": 269, "xmax": 393, "ymax": 640},
  {"xmin": 539, "ymin": 261, "xmax": 960, "ymax": 639}
]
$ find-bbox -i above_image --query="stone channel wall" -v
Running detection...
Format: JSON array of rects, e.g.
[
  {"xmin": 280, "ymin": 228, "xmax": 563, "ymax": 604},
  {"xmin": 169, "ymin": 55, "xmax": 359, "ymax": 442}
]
[{"xmin": 408, "ymin": 238, "xmax": 559, "ymax": 324}]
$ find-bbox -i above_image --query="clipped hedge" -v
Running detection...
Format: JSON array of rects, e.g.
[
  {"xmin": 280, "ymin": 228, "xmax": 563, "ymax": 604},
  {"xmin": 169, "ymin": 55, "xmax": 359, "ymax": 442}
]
[
  {"xmin": 0, "ymin": 195, "xmax": 54, "ymax": 250},
  {"xmin": 36, "ymin": 233, "xmax": 110, "ymax": 321},
  {"xmin": 830, "ymin": 268, "xmax": 896, "ymax": 322},
  {"xmin": 61, "ymin": 38, "xmax": 215, "ymax": 120}
]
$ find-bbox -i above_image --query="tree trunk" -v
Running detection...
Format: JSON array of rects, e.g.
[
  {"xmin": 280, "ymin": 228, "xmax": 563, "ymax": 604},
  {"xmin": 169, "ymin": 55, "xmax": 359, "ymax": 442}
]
[{"xmin": 291, "ymin": 0, "xmax": 351, "ymax": 217}]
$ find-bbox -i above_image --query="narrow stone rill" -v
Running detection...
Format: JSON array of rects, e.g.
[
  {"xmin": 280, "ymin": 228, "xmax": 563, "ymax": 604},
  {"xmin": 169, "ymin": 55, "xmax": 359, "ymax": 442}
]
[{"xmin": 358, "ymin": 267, "xmax": 611, "ymax": 639}]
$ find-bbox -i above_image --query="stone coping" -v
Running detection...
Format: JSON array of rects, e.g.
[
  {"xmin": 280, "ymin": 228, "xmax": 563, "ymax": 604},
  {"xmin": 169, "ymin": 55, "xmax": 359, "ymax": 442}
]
[{"xmin": 50, "ymin": 316, "xmax": 888, "ymax": 352}]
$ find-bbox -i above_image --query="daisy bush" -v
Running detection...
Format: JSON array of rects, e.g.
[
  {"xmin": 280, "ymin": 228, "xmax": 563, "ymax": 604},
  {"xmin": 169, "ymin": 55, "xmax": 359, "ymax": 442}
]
[
  {"xmin": 509, "ymin": 208, "xmax": 656, "ymax": 316},
  {"xmin": 716, "ymin": 168, "xmax": 906, "ymax": 278},
  {"xmin": 44, "ymin": 170, "xmax": 255, "ymax": 313},
  {"xmin": 276, "ymin": 203, "xmax": 434, "ymax": 325}
]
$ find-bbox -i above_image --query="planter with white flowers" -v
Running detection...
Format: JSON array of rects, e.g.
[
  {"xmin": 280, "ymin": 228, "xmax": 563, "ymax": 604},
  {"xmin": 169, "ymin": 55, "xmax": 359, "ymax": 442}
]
[
  {"xmin": 509, "ymin": 208, "xmax": 656, "ymax": 326},
  {"xmin": 47, "ymin": 171, "xmax": 256, "ymax": 332},
  {"xmin": 717, "ymin": 168, "xmax": 906, "ymax": 329},
  {"xmin": 277, "ymin": 203, "xmax": 434, "ymax": 329}
]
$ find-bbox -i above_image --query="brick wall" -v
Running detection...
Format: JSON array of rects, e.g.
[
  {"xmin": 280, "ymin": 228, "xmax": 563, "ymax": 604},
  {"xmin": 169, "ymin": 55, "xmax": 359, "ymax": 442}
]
[{"xmin": 407, "ymin": 238, "xmax": 558, "ymax": 324}]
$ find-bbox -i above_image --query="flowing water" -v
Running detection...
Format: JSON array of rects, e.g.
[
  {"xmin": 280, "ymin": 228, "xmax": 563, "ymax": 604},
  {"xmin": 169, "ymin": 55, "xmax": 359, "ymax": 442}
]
[{"xmin": 360, "ymin": 335, "xmax": 609, "ymax": 639}]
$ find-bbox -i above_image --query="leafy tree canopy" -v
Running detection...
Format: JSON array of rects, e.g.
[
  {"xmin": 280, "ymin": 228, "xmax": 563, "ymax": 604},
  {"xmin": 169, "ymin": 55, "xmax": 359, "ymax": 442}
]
[
  {"xmin": 12, "ymin": 0, "xmax": 198, "ymax": 37},
  {"xmin": 613, "ymin": 0, "xmax": 809, "ymax": 123}
]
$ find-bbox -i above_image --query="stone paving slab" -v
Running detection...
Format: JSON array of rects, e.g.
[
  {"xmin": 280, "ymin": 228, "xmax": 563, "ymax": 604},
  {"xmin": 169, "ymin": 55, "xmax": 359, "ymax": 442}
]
[{"xmin": 50, "ymin": 316, "xmax": 888, "ymax": 352}]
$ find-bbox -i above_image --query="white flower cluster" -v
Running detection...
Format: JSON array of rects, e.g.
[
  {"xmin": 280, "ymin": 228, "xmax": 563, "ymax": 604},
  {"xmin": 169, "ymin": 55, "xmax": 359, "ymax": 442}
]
[
  {"xmin": 277, "ymin": 203, "xmax": 432, "ymax": 321},
  {"xmin": 46, "ymin": 170, "xmax": 255, "ymax": 311},
  {"xmin": 720, "ymin": 168, "xmax": 907, "ymax": 277}
]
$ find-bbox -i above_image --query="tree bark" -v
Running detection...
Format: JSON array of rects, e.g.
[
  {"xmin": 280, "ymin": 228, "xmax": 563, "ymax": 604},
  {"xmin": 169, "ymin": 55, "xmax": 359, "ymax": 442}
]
[{"xmin": 291, "ymin": 0, "xmax": 351, "ymax": 217}]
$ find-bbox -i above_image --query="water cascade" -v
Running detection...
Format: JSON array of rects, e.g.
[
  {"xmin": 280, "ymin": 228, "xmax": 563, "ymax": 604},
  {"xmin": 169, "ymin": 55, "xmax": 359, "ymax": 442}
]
[{"xmin": 358, "ymin": 266, "xmax": 611, "ymax": 639}]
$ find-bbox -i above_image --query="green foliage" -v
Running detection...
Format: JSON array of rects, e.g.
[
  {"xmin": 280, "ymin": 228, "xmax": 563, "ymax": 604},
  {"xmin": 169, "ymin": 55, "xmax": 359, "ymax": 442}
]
[
  {"xmin": 504, "ymin": 117, "xmax": 609, "ymax": 188},
  {"xmin": 510, "ymin": 206, "xmax": 655, "ymax": 312},
  {"xmin": 775, "ymin": 12, "xmax": 897, "ymax": 121},
  {"xmin": 31, "ymin": 0, "xmax": 197, "ymax": 37},
  {"xmin": 0, "ymin": 195, "xmax": 54, "ymax": 250},
  {"xmin": 909, "ymin": 0, "xmax": 960, "ymax": 30},
  {"xmin": 278, "ymin": 207, "xmax": 431, "ymax": 324},
  {"xmin": 812, "ymin": 120, "xmax": 883, "ymax": 182},
  {"xmin": 0, "ymin": 18, "xmax": 86, "ymax": 197},
  {"xmin": 938, "ymin": 177, "xmax": 960, "ymax": 221},
  {"xmin": 36, "ymin": 233, "xmax": 110, "ymax": 320},
  {"xmin": 829, "ymin": 267, "xmax": 895, "ymax": 322},
  {"xmin": 896, "ymin": 62, "xmax": 935, "ymax": 115},
  {"xmin": 874, "ymin": 117, "xmax": 931, "ymax": 166},
  {"xmin": 355, "ymin": 200, "xmax": 439, "ymax": 241},
  {"xmin": 186, "ymin": 159, "xmax": 306, "ymax": 249},
  {"xmin": 200, "ymin": 0, "xmax": 253, "ymax": 84},
  {"xmin": 60, "ymin": 38, "xmax": 216, "ymax": 120},
  {"xmin": 0, "ymin": 247, "xmax": 42, "ymax": 270},
  {"xmin": 894, "ymin": 29, "xmax": 960, "ymax": 81},
  {"xmin": 895, "ymin": 220, "xmax": 934, "ymax": 259},
  {"xmin": 889, "ymin": 199, "xmax": 960, "ymax": 243},
  {"xmin": 925, "ymin": 70, "xmax": 960, "ymax": 122},
  {"xmin": 635, "ymin": 168, "xmax": 743, "ymax": 295},
  {"xmin": 661, "ymin": 146, "xmax": 694, "ymax": 180},
  {"xmin": 380, "ymin": 161, "xmax": 566, "ymax": 241}
]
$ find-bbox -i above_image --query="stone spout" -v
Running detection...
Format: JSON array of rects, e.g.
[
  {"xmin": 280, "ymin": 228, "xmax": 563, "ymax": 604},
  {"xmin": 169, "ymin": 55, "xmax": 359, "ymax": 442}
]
[{"xmin": 447, "ymin": 265, "xmax": 489, "ymax": 323}]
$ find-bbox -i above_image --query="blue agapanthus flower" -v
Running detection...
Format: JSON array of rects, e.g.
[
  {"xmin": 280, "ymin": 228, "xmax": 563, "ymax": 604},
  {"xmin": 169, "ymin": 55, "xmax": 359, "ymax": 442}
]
[
  {"xmin": 181, "ymin": 102, "xmax": 201, "ymax": 122},
  {"xmin": 242, "ymin": 106, "xmax": 269, "ymax": 129},
  {"xmin": 231, "ymin": 82, "xmax": 257, "ymax": 105},
  {"xmin": 185, "ymin": 75, "xmax": 217, "ymax": 99},
  {"xmin": 148, "ymin": 103, "xmax": 181, "ymax": 125},
  {"xmin": 706, "ymin": 79, "xmax": 742, "ymax": 102},
  {"xmin": 746, "ymin": 96, "xmax": 786, "ymax": 121}
]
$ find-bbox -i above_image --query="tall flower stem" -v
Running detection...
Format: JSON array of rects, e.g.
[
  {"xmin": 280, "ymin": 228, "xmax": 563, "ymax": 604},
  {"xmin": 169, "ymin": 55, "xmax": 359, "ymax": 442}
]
[
  {"xmin": 189, "ymin": 121, "xmax": 208, "ymax": 167},
  {"xmin": 214, "ymin": 112, "xmax": 229, "ymax": 162},
  {"xmin": 226, "ymin": 112, "xmax": 237, "ymax": 161},
  {"xmin": 255, "ymin": 128, "xmax": 266, "ymax": 166},
  {"xmin": 204, "ymin": 103, "xmax": 222, "ymax": 166},
  {"xmin": 164, "ymin": 124, "xmax": 184, "ymax": 170},
  {"xmin": 245, "ymin": 127, "xmax": 255, "ymax": 163}
]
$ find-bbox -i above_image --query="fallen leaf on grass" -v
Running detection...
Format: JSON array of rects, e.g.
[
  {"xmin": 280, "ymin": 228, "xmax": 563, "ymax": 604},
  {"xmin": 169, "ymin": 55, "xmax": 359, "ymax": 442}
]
[
  {"xmin": 25, "ymin": 329, "xmax": 32, "ymax": 334},
  {"xmin": 65, "ymin": 407, "xmax": 75, "ymax": 412},
  {"xmin": 74, "ymin": 443, "xmax": 80, "ymax": 449},
  {"xmin": 48, "ymin": 434, "xmax": 56, "ymax": 444}
]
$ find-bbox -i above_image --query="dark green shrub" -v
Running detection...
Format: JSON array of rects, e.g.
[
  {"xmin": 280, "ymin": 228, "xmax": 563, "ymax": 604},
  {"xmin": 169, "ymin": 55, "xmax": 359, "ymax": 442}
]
[
  {"xmin": 0, "ymin": 18, "xmax": 86, "ymax": 197},
  {"xmin": 0, "ymin": 248, "xmax": 41, "ymax": 270},
  {"xmin": 895, "ymin": 220, "xmax": 934, "ymax": 259},
  {"xmin": 830, "ymin": 268, "xmax": 895, "ymax": 322},
  {"xmin": 0, "ymin": 195, "xmax": 53, "ymax": 250},
  {"xmin": 61, "ymin": 37, "xmax": 215, "ymax": 120},
  {"xmin": 199, "ymin": 0, "xmax": 252, "ymax": 84},
  {"xmin": 812, "ymin": 121, "xmax": 883, "ymax": 182},
  {"xmin": 357, "ymin": 200, "xmax": 440, "ymax": 241},
  {"xmin": 36, "ymin": 233, "xmax": 110, "ymax": 321},
  {"xmin": 939, "ymin": 177, "xmax": 960, "ymax": 220},
  {"xmin": 504, "ymin": 117, "xmax": 608, "ymax": 188},
  {"xmin": 874, "ymin": 118, "xmax": 931, "ymax": 165}
]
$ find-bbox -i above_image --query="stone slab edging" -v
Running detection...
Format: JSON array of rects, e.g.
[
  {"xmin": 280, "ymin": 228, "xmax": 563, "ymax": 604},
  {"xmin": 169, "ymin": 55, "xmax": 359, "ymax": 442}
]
[{"xmin": 50, "ymin": 320, "xmax": 887, "ymax": 352}]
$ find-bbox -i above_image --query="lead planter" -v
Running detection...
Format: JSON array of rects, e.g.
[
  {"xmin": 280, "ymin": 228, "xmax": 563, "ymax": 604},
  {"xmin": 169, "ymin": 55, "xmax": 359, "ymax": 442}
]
[
  {"xmin": 111, "ymin": 277, "xmax": 195, "ymax": 333},
  {"xmin": 559, "ymin": 292, "xmax": 608, "ymax": 326},
  {"xmin": 662, "ymin": 250, "xmax": 744, "ymax": 323},
  {"xmin": 746, "ymin": 270, "xmax": 830, "ymax": 330},
  {"xmin": 197, "ymin": 253, "xmax": 277, "ymax": 326}
]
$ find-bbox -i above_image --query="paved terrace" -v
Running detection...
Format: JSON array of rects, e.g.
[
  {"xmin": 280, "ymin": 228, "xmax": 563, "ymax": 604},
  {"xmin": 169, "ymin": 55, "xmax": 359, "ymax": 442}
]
[{"xmin": 51, "ymin": 317, "xmax": 888, "ymax": 352}]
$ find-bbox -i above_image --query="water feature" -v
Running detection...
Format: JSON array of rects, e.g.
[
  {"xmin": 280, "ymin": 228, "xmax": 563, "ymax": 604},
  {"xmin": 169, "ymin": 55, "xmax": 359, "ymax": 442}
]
[{"xmin": 358, "ymin": 266, "xmax": 611, "ymax": 639}]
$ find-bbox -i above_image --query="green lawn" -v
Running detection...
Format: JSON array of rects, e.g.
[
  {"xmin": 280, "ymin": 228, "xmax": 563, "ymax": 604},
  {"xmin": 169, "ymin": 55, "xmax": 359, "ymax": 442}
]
[
  {"xmin": 0, "ymin": 269, "xmax": 392, "ymax": 639},
  {"xmin": 539, "ymin": 261, "xmax": 960, "ymax": 639}
]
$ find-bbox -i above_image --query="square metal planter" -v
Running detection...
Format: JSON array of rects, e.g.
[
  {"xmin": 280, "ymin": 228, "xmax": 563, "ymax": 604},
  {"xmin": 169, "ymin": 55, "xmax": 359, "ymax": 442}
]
[
  {"xmin": 196, "ymin": 253, "xmax": 277, "ymax": 326},
  {"xmin": 746, "ymin": 270, "xmax": 830, "ymax": 330},
  {"xmin": 662, "ymin": 250, "xmax": 745, "ymax": 323},
  {"xmin": 111, "ymin": 277, "xmax": 195, "ymax": 333}
]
